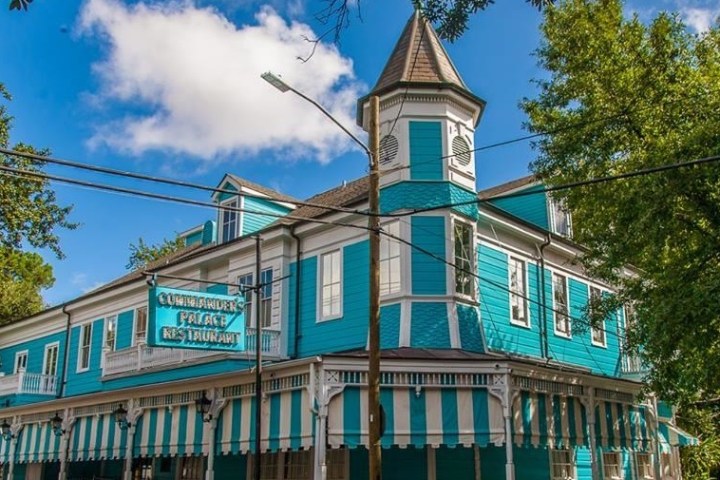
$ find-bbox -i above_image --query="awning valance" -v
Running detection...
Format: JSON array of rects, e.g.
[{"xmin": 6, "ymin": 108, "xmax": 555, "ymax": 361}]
[
  {"xmin": 595, "ymin": 401, "xmax": 653, "ymax": 451},
  {"xmin": 16, "ymin": 422, "xmax": 61, "ymax": 463},
  {"xmin": 70, "ymin": 414, "xmax": 127, "ymax": 461},
  {"xmin": 512, "ymin": 392, "xmax": 589, "ymax": 448},
  {"xmin": 658, "ymin": 420, "xmax": 699, "ymax": 452},
  {"xmin": 328, "ymin": 386, "xmax": 504, "ymax": 449},
  {"xmin": 0, "ymin": 435, "xmax": 10, "ymax": 463},
  {"xmin": 216, "ymin": 389, "xmax": 314, "ymax": 454},
  {"xmin": 134, "ymin": 405, "xmax": 208, "ymax": 457}
]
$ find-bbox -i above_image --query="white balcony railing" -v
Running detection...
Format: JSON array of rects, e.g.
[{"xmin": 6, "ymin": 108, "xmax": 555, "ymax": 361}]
[
  {"xmin": 103, "ymin": 328, "xmax": 282, "ymax": 377},
  {"xmin": 0, "ymin": 372, "xmax": 58, "ymax": 396},
  {"xmin": 621, "ymin": 353, "xmax": 646, "ymax": 375}
]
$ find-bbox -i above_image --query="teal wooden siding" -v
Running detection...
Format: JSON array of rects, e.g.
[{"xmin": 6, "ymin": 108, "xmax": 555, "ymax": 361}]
[
  {"xmin": 409, "ymin": 121, "xmax": 443, "ymax": 180},
  {"xmin": 65, "ymin": 319, "xmax": 104, "ymax": 396},
  {"xmin": 411, "ymin": 216, "xmax": 446, "ymax": 295},
  {"xmin": 436, "ymin": 446, "xmax": 475, "ymax": 480},
  {"xmin": 410, "ymin": 302, "xmax": 450, "ymax": 348},
  {"xmin": 241, "ymin": 197, "xmax": 291, "ymax": 236},
  {"xmin": 457, "ymin": 304, "xmax": 485, "ymax": 352},
  {"xmin": 380, "ymin": 181, "xmax": 478, "ymax": 219},
  {"xmin": 479, "ymin": 244, "xmax": 624, "ymax": 376},
  {"xmin": 206, "ymin": 284, "xmax": 228, "ymax": 295},
  {"xmin": 479, "ymin": 245, "xmax": 542, "ymax": 357},
  {"xmin": 217, "ymin": 181, "xmax": 238, "ymax": 202},
  {"xmin": 380, "ymin": 303, "xmax": 401, "ymax": 349},
  {"xmin": 576, "ymin": 446, "xmax": 593, "ymax": 480},
  {"xmin": 115, "ymin": 310, "xmax": 134, "ymax": 350},
  {"xmin": 489, "ymin": 184, "xmax": 549, "ymax": 230}
]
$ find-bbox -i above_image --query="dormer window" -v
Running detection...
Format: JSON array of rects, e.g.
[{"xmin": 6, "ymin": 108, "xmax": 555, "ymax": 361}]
[
  {"xmin": 549, "ymin": 196, "xmax": 572, "ymax": 237},
  {"xmin": 221, "ymin": 198, "xmax": 239, "ymax": 243}
]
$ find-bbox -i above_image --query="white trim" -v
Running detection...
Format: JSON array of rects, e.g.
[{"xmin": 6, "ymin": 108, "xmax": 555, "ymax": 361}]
[
  {"xmin": 447, "ymin": 302, "xmax": 460, "ymax": 349},
  {"xmin": 549, "ymin": 448, "xmax": 577, "ymax": 480},
  {"xmin": 601, "ymin": 451, "xmax": 623, "ymax": 480},
  {"xmin": 507, "ymin": 256, "xmax": 530, "ymax": 328},
  {"xmin": 551, "ymin": 272, "xmax": 571, "ymax": 339},
  {"xmin": 76, "ymin": 322, "xmax": 93, "ymax": 373},
  {"xmin": 317, "ymin": 249, "xmax": 343, "ymax": 322},
  {"xmin": 218, "ymin": 196, "xmax": 240, "ymax": 244},
  {"xmin": 13, "ymin": 350, "xmax": 28, "ymax": 374}
]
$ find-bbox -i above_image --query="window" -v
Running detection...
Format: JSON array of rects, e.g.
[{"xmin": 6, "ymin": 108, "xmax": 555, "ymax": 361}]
[
  {"xmin": 179, "ymin": 456, "xmax": 204, "ymax": 480},
  {"xmin": 320, "ymin": 250, "xmax": 342, "ymax": 320},
  {"xmin": 283, "ymin": 450, "xmax": 312, "ymax": 480},
  {"xmin": 221, "ymin": 198, "xmax": 239, "ymax": 243},
  {"xmin": 636, "ymin": 453, "xmax": 654, "ymax": 479},
  {"xmin": 553, "ymin": 273, "xmax": 570, "ymax": 337},
  {"xmin": 326, "ymin": 449, "xmax": 347, "ymax": 480},
  {"xmin": 550, "ymin": 449, "xmax": 575, "ymax": 480},
  {"xmin": 14, "ymin": 351, "xmax": 28, "ymax": 374},
  {"xmin": 239, "ymin": 273, "xmax": 254, "ymax": 327},
  {"xmin": 43, "ymin": 344, "xmax": 59, "ymax": 376},
  {"xmin": 260, "ymin": 268, "xmax": 273, "ymax": 328},
  {"xmin": 509, "ymin": 257, "xmax": 528, "ymax": 326},
  {"xmin": 78, "ymin": 323, "xmax": 92, "ymax": 371},
  {"xmin": 380, "ymin": 221, "xmax": 401, "ymax": 296},
  {"xmin": 454, "ymin": 221, "xmax": 475, "ymax": 297},
  {"xmin": 589, "ymin": 287, "xmax": 606, "ymax": 347},
  {"xmin": 549, "ymin": 196, "xmax": 572, "ymax": 237},
  {"xmin": 602, "ymin": 452, "xmax": 622, "ymax": 479},
  {"xmin": 134, "ymin": 307, "xmax": 148, "ymax": 345},
  {"xmin": 105, "ymin": 315, "xmax": 117, "ymax": 351}
]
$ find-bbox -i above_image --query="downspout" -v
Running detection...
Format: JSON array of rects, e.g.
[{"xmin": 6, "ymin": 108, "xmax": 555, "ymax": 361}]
[
  {"xmin": 290, "ymin": 225, "xmax": 302, "ymax": 359},
  {"xmin": 536, "ymin": 234, "xmax": 552, "ymax": 360},
  {"xmin": 59, "ymin": 304, "xmax": 72, "ymax": 398}
]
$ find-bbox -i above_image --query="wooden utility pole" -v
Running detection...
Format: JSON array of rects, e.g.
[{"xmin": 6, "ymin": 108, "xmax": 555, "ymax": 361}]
[{"xmin": 367, "ymin": 95, "xmax": 382, "ymax": 480}]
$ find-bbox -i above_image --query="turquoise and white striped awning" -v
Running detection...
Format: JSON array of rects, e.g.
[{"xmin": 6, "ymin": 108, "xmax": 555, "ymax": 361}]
[
  {"xmin": 658, "ymin": 420, "xmax": 699, "ymax": 452},
  {"xmin": 328, "ymin": 387, "xmax": 504, "ymax": 448},
  {"xmin": 217, "ymin": 389, "xmax": 314, "ymax": 454},
  {"xmin": 70, "ymin": 414, "xmax": 127, "ymax": 461},
  {"xmin": 16, "ymin": 422, "xmax": 61, "ymax": 463},
  {"xmin": 0, "ymin": 435, "xmax": 10, "ymax": 463},
  {"xmin": 134, "ymin": 405, "xmax": 208, "ymax": 457},
  {"xmin": 595, "ymin": 401, "xmax": 653, "ymax": 451},
  {"xmin": 512, "ymin": 392, "xmax": 589, "ymax": 448}
]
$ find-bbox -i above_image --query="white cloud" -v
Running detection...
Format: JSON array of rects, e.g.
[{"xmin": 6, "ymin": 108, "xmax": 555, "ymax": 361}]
[
  {"xmin": 79, "ymin": 0, "xmax": 365, "ymax": 164},
  {"xmin": 680, "ymin": 6, "xmax": 719, "ymax": 33}
]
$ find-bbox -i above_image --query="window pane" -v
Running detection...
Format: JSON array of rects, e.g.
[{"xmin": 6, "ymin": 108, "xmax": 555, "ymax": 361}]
[
  {"xmin": 135, "ymin": 307, "xmax": 148, "ymax": 344},
  {"xmin": 553, "ymin": 274, "xmax": 569, "ymax": 335},
  {"xmin": 380, "ymin": 221, "xmax": 401, "ymax": 296},
  {"xmin": 454, "ymin": 221, "xmax": 475, "ymax": 297},
  {"xmin": 509, "ymin": 258, "xmax": 527, "ymax": 325},
  {"xmin": 321, "ymin": 251, "xmax": 342, "ymax": 319}
]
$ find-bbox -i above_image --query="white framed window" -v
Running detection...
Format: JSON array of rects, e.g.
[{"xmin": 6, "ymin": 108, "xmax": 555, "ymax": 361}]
[
  {"xmin": 221, "ymin": 198, "xmax": 239, "ymax": 243},
  {"xmin": 589, "ymin": 286, "xmax": 606, "ymax": 347},
  {"xmin": 549, "ymin": 196, "xmax": 572, "ymax": 237},
  {"xmin": 179, "ymin": 456, "xmax": 204, "ymax": 480},
  {"xmin": 454, "ymin": 220, "xmax": 476, "ymax": 297},
  {"xmin": 380, "ymin": 220, "xmax": 401, "ymax": 296},
  {"xmin": 320, "ymin": 250, "xmax": 342, "ymax": 320},
  {"xmin": 509, "ymin": 257, "xmax": 528, "ymax": 327},
  {"xmin": 260, "ymin": 268, "xmax": 273, "ymax": 328},
  {"xmin": 326, "ymin": 449, "xmax": 347, "ymax": 480},
  {"xmin": 550, "ymin": 449, "xmax": 576, "ymax": 480},
  {"xmin": 14, "ymin": 351, "xmax": 28, "ymax": 374},
  {"xmin": 134, "ymin": 306, "xmax": 148, "ymax": 345},
  {"xmin": 248, "ymin": 450, "xmax": 313, "ymax": 480},
  {"xmin": 635, "ymin": 453, "xmax": 654, "ymax": 479},
  {"xmin": 105, "ymin": 315, "xmax": 117, "ymax": 351},
  {"xmin": 602, "ymin": 452, "xmax": 622, "ymax": 479},
  {"xmin": 552, "ymin": 272, "xmax": 571, "ymax": 337},
  {"xmin": 238, "ymin": 273, "xmax": 254, "ymax": 327},
  {"xmin": 77, "ymin": 323, "xmax": 92, "ymax": 372}
]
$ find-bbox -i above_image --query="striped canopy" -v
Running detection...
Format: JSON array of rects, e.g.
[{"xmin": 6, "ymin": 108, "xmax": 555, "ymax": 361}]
[
  {"xmin": 0, "ymin": 435, "xmax": 10, "ymax": 463},
  {"xmin": 134, "ymin": 405, "xmax": 208, "ymax": 457},
  {"xmin": 594, "ymin": 401, "xmax": 653, "ymax": 451},
  {"xmin": 512, "ymin": 392, "xmax": 589, "ymax": 448},
  {"xmin": 658, "ymin": 420, "xmax": 699, "ymax": 453},
  {"xmin": 70, "ymin": 414, "xmax": 127, "ymax": 461},
  {"xmin": 328, "ymin": 386, "xmax": 504, "ymax": 449},
  {"xmin": 16, "ymin": 422, "xmax": 61, "ymax": 463},
  {"xmin": 216, "ymin": 389, "xmax": 314, "ymax": 454}
]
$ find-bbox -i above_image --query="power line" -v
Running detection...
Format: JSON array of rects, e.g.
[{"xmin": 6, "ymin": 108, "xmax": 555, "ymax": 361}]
[{"xmin": 0, "ymin": 146, "xmax": 375, "ymax": 218}]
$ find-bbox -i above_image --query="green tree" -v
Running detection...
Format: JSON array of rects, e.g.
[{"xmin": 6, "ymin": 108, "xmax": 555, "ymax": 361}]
[
  {"xmin": 523, "ymin": 0, "xmax": 720, "ymax": 475},
  {"xmin": 126, "ymin": 236, "xmax": 185, "ymax": 271},
  {"xmin": 0, "ymin": 83, "xmax": 76, "ymax": 324}
]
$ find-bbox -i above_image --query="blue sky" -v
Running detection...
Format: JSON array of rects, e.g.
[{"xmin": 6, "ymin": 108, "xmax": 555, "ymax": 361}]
[{"xmin": 0, "ymin": 0, "xmax": 715, "ymax": 305}]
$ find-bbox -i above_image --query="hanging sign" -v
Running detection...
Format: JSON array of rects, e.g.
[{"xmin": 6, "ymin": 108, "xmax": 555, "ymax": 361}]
[{"xmin": 148, "ymin": 286, "xmax": 245, "ymax": 351}]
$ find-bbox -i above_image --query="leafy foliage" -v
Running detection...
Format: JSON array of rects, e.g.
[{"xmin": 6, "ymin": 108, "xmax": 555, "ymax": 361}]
[
  {"xmin": 523, "ymin": 0, "xmax": 720, "ymax": 474},
  {"xmin": 0, "ymin": 83, "xmax": 75, "ymax": 324},
  {"xmin": 126, "ymin": 236, "xmax": 185, "ymax": 271},
  {"xmin": 8, "ymin": 0, "xmax": 32, "ymax": 11}
]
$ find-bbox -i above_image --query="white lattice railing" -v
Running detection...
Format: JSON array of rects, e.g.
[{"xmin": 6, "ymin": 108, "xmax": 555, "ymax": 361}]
[
  {"xmin": 103, "ymin": 329, "xmax": 282, "ymax": 377},
  {"xmin": 621, "ymin": 354, "xmax": 646, "ymax": 375},
  {"xmin": 0, "ymin": 372, "xmax": 57, "ymax": 396}
]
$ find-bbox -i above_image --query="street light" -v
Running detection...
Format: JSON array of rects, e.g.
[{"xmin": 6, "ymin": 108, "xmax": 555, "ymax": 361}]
[
  {"xmin": 261, "ymin": 71, "xmax": 382, "ymax": 480},
  {"xmin": 1, "ymin": 419, "xmax": 13, "ymax": 440},
  {"xmin": 195, "ymin": 392, "xmax": 213, "ymax": 423},
  {"xmin": 113, "ymin": 404, "xmax": 130, "ymax": 430},
  {"xmin": 50, "ymin": 412, "xmax": 65, "ymax": 436}
]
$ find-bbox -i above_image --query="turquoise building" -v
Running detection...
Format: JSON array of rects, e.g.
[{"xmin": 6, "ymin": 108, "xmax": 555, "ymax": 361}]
[{"xmin": 0, "ymin": 11, "xmax": 696, "ymax": 480}]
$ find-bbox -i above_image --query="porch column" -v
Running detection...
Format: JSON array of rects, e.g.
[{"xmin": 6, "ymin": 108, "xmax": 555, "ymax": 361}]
[
  {"xmin": 585, "ymin": 388, "xmax": 599, "ymax": 480},
  {"xmin": 311, "ymin": 363, "xmax": 343, "ymax": 480},
  {"xmin": 123, "ymin": 401, "xmax": 143, "ymax": 480},
  {"xmin": 58, "ymin": 410, "xmax": 76, "ymax": 480},
  {"xmin": 503, "ymin": 413, "xmax": 514, "ymax": 480},
  {"xmin": 496, "ymin": 373, "xmax": 514, "ymax": 480},
  {"xmin": 205, "ymin": 390, "xmax": 227, "ymax": 480},
  {"xmin": 7, "ymin": 420, "xmax": 23, "ymax": 480}
]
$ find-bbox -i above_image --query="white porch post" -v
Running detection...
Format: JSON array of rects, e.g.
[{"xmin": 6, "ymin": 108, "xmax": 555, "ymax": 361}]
[
  {"xmin": 58, "ymin": 410, "xmax": 76, "ymax": 480},
  {"xmin": 310, "ymin": 362, "xmax": 343, "ymax": 480},
  {"xmin": 7, "ymin": 420, "xmax": 23, "ymax": 480},
  {"xmin": 205, "ymin": 389, "xmax": 227, "ymax": 480},
  {"xmin": 496, "ymin": 373, "xmax": 514, "ymax": 480},
  {"xmin": 123, "ymin": 401, "xmax": 143, "ymax": 480},
  {"xmin": 585, "ymin": 387, "xmax": 599, "ymax": 480}
]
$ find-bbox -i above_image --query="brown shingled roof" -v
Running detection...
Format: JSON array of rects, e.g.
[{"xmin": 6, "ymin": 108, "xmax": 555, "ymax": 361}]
[
  {"xmin": 276, "ymin": 176, "xmax": 369, "ymax": 225},
  {"xmin": 477, "ymin": 174, "xmax": 538, "ymax": 200},
  {"xmin": 225, "ymin": 173, "xmax": 300, "ymax": 205}
]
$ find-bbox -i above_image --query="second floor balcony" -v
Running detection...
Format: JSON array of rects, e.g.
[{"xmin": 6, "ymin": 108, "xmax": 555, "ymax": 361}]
[
  {"xmin": 103, "ymin": 328, "xmax": 283, "ymax": 377},
  {"xmin": 0, "ymin": 372, "xmax": 58, "ymax": 397}
]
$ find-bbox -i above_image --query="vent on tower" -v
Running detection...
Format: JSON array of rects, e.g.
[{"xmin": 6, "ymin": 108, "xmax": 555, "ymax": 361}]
[
  {"xmin": 452, "ymin": 136, "xmax": 472, "ymax": 166},
  {"xmin": 379, "ymin": 135, "xmax": 399, "ymax": 165}
]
